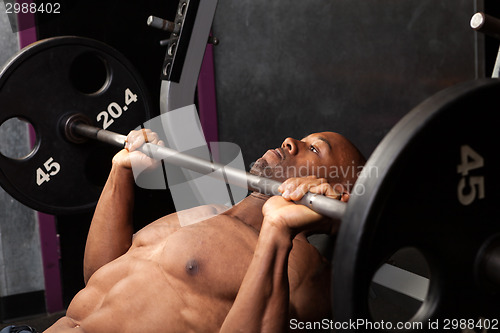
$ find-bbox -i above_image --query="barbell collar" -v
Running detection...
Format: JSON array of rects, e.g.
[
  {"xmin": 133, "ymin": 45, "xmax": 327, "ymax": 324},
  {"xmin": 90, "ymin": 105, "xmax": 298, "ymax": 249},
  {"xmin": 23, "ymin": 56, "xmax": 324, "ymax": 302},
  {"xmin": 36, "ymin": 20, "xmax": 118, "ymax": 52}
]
[
  {"xmin": 68, "ymin": 119, "xmax": 346, "ymax": 221},
  {"xmin": 147, "ymin": 15, "xmax": 180, "ymax": 34},
  {"xmin": 72, "ymin": 123, "xmax": 127, "ymax": 149},
  {"xmin": 471, "ymin": 12, "xmax": 500, "ymax": 40}
]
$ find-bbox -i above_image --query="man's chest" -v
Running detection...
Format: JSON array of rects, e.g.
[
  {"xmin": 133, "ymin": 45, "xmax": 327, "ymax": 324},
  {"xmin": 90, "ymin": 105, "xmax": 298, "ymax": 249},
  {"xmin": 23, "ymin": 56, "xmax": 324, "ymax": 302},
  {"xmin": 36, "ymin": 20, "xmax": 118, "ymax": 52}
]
[
  {"xmin": 130, "ymin": 216, "xmax": 329, "ymax": 311},
  {"xmin": 131, "ymin": 216, "xmax": 259, "ymax": 299}
]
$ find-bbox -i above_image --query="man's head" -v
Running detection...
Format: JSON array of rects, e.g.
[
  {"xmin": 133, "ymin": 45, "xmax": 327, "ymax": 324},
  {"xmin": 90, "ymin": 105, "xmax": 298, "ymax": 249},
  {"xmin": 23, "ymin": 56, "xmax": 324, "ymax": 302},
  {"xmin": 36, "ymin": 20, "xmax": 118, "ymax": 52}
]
[{"xmin": 250, "ymin": 131, "xmax": 366, "ymax": 196}]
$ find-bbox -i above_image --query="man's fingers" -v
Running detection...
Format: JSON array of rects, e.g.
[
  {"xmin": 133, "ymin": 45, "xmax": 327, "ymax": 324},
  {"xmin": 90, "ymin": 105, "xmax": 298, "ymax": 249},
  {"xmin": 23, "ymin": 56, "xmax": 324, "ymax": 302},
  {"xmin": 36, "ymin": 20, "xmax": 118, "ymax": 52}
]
[
  {"xmin": 309, "ymin": 183, "xmax": 342, "ymax": 200},
  {"xmin": 125, "ymin": 129, "xmax": 162, "ymax": 152},
  {"xmin": 279, "ymin": 178, "xmax": 300, "ymax": 199},
  {"xmin": 129, "ymin": 150, "xmax": 158, "ymax": 169},
  {"xmin": 120, "ymin": 129, "xmax": 165, "ymax": 172},
  {"xmin": 279, "ymin": 178, "xmax": 342, "ymax": 201},
  {"xmin": 288, "ymin": 182, "xmax": 313, "ymax": 201},
  {"xmin": 279, "ymin": 176, "xmax": 329, "ymax": 201}
]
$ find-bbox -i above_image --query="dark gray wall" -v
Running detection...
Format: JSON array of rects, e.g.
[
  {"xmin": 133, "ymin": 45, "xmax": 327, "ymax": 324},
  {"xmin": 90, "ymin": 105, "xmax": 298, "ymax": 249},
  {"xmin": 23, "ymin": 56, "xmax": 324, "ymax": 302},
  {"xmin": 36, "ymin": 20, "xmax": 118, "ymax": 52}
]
[{"xmin": 212, "ymin": 0, "xmax": 483, "ymax": 165}]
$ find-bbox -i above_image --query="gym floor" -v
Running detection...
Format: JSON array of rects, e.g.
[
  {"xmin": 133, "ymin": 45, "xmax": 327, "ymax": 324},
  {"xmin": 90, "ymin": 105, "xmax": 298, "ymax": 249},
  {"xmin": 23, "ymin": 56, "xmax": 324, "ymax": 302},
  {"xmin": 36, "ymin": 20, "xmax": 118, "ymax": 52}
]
[{"xmin": 3, "ymin": 312, "xmax": 65, "ymax": 332}]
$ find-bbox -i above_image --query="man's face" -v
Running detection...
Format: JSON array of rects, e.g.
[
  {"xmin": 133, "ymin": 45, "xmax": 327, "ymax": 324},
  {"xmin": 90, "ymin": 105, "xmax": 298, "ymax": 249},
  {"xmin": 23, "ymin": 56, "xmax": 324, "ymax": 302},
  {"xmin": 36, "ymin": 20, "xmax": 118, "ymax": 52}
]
[{"xmin": 250, "ymin": 131, "xmax": 350, "ymax": 183}]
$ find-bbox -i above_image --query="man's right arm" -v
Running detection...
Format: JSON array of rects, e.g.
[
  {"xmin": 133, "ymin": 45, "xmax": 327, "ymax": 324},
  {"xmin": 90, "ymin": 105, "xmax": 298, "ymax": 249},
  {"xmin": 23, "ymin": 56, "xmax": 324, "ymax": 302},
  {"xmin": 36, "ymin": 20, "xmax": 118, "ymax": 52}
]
[
  {"xmin": 83, "ymin": 152, "xmax": 135, "ymax": 284},
  {"xmin": 83, "ymin": 129, "xmax": 163, "ymax": 284}
]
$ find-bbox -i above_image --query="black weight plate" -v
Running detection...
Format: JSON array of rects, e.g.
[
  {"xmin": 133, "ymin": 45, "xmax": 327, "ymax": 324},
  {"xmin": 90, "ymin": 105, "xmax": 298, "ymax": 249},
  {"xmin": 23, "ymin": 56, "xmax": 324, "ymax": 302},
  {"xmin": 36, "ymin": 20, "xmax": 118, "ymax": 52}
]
[
  {"xmin": 0, "ymin": 37, "xmax": 150, "ymax": 215},
  {"xmin": 333, "ymin": 78, "xmax": 500, "ymax": 329}
]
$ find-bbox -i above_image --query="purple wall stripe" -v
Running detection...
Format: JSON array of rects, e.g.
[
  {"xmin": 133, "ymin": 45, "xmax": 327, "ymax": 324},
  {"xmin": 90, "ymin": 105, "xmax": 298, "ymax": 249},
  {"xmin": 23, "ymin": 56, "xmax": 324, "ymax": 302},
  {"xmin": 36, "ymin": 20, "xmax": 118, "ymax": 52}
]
[{"xmin": 197, "ymin": 39, "xmax": 219, "ymax": 144}]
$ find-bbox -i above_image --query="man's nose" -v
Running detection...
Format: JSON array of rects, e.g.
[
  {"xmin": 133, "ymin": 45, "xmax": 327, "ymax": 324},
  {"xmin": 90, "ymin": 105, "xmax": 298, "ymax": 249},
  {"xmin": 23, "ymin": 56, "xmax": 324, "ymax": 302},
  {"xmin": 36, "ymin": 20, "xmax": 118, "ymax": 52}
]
[{"xmin": 282, "ymin": 137, "xmax": 299, "ymax": 155}]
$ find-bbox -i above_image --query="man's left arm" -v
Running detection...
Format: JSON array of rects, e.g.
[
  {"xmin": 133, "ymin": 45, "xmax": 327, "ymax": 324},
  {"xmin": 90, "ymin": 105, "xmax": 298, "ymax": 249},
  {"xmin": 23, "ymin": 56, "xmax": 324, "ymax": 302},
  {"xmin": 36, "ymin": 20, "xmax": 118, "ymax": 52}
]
[
  {"xmin": 220, "ymin": 194, "xmax": 336, "ymax": 333},
  {"xmin": 220, "ymin": 208, "xmax": 293, "ymax": 333}
]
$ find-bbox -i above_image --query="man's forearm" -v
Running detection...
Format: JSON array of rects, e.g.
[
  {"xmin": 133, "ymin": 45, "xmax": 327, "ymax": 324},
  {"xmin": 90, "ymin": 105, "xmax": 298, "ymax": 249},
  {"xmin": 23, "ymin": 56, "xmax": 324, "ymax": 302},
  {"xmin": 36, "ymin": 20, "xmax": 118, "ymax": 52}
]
[
  {"xmin": 83, "ymin": 163, "xmax": 135, "ymax": 283},
  {"xmin": 220, "ymin": 220, "xmax": 293, "ymax": 333}
]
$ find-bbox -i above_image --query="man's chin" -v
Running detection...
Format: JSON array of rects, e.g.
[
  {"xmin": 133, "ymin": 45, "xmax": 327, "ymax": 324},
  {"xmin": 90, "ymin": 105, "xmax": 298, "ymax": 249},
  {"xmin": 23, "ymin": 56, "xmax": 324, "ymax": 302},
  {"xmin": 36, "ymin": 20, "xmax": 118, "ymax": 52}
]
[
  {"xmin": 249, "ymin": 158, "xmax": 286, "ymax": 182},
  {"xmin": 249, "ymin": 158, "xmax": 268, "ymax": 177}
]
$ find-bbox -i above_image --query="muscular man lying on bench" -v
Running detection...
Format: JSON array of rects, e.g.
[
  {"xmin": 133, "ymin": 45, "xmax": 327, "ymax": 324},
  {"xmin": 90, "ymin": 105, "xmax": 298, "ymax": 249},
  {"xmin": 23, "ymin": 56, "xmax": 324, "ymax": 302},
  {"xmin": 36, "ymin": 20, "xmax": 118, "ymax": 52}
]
[{"xmin": 44, "ymin": 129, "xmax": 365, "ymax": 332}]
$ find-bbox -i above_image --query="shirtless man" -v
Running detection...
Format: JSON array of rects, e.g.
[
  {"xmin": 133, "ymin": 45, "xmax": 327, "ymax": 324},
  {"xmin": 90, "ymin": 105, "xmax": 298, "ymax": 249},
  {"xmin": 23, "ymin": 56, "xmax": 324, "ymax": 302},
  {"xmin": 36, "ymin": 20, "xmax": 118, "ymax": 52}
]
[{"xmin": 43, "ymin": 129, "xmax": 365, "ymax": 332}]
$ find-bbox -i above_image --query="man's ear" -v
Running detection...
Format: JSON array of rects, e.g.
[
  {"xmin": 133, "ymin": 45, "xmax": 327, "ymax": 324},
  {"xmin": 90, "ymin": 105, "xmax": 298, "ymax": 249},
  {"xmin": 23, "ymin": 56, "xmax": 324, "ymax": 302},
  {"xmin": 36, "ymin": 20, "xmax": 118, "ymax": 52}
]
[{"xmin": 340, "ymin": 192, "xmax": 350, "ymax": 203}]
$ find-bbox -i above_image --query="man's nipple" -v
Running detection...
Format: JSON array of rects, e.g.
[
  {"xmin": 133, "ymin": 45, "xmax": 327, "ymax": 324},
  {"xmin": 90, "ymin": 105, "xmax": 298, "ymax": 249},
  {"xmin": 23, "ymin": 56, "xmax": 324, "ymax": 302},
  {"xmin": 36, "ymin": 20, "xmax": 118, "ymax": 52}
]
[{"xmin": 185, "ymin": 259, "xmax": 199, "ymax": 276}]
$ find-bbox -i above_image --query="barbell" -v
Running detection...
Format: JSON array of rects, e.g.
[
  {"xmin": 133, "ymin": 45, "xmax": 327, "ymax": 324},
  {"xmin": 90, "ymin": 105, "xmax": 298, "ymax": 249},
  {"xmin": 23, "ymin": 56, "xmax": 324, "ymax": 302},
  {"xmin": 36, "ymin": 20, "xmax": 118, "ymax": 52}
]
[
  {"xmin": 63, "ymin": 113, "xmax": 346, "ymax": 220},
  {"xmin": 0, "ymin": 37, "xmax": 499, "ymax": 330}
]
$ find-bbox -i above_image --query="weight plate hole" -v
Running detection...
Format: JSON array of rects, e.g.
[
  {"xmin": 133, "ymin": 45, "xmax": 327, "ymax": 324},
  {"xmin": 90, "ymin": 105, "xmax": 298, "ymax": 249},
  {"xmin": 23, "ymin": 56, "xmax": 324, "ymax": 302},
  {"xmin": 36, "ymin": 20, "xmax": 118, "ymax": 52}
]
[
  {"xmin": 69, "ymin": 52, "xmax": 110, "ymax": 95},
  {"xmin": 0, "ymin": 117, "xmax": 37, "ymax": 160},
  {"xmin": 368, "ymin": 247, "xmax": 431, "ymax": 326}
]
